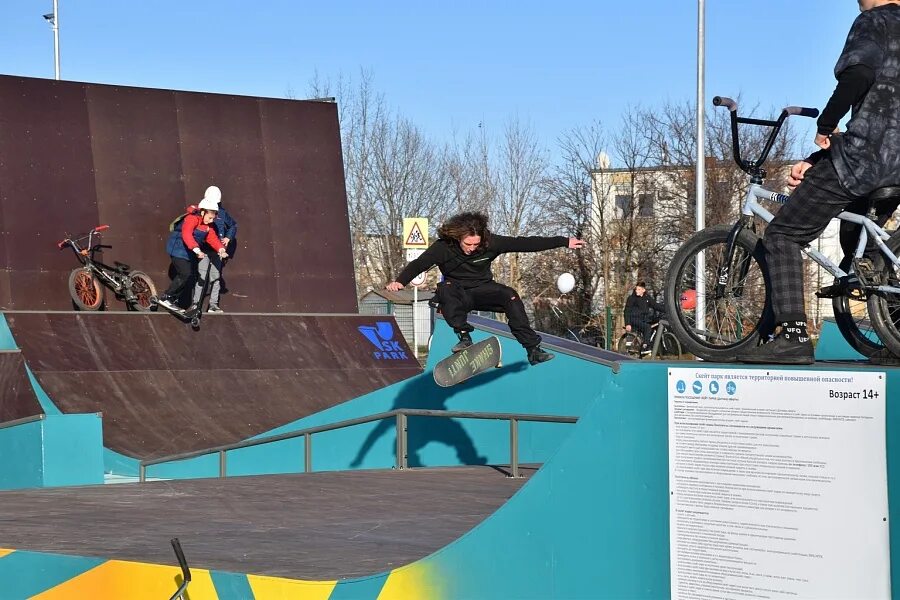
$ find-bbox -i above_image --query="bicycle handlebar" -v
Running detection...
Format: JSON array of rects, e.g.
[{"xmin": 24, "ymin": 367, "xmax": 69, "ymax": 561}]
[
  {"xmin": 713, "ymin": 94, "xmax": 818, "ymax": 177},
  {"xmin": 784, "ymin": 105, "xmax": 819, "ymax": 118},
  {"xmin": 712, "ymin": 96, "xmax": 737, "ymax": 112}
]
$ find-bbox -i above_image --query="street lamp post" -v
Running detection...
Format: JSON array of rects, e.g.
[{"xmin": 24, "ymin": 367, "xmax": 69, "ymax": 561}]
[
  {"xmin": 695, "ymin": 0, "xmax": 706, "ymax": 333},
  {"xmin": 42, "ymin": 0, "xmax": 60, "ymax": 80}
]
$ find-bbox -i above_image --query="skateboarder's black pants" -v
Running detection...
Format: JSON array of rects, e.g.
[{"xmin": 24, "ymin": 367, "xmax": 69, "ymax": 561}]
[
  {"xmin": 164, "ymin": 257, "xmax": 194, "ymax": 303},
  {"xmin": 437, "ymin": 280, "xmax": 541, "ymax": 349}
]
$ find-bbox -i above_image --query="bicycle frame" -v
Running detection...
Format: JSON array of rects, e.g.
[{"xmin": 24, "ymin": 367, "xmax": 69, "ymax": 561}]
[
  {"xmin": 59, "ymin": 226, "xmax": 131, "ymax": 295},
  {"xmin": 721, "ymin": 183, "xmax": 900, "ymax": 297}
]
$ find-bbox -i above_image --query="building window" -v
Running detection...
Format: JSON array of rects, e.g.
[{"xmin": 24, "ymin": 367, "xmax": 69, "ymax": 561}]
[
  {"xmin": 638, "ymin": 193, "xmax": 654, "ymax": 217},
  {"xmin": 615, "ymin": 195, "xmax": 632, "ymax": 216}
]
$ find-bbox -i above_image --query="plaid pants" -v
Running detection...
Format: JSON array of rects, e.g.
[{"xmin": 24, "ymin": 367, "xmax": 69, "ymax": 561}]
[{"xmin": 764, "ymin": 156, "xmax": 857, "ymax": 322}]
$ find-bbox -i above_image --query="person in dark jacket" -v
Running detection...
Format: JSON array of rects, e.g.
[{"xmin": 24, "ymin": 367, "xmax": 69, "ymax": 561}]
[
  {"xmin": 158, "ymin": 198, "xmax": 228, "ymax": 313},
  {"xmin": 203, "ymin": 186, "xmax": 238, "ymax": 295},
  {"xmin": 386, "ymin": 212, "xmax": 585, "ymax": 365},
  {"xmin": 624, "ymin": 282, "xmax": 666, "ymax": 353},
  {"xmin": 738, "ymin": 0, "xmax": 900, "ymax": 365}
]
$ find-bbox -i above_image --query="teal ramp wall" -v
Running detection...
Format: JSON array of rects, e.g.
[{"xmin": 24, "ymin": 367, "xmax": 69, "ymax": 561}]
[
  {"xmin": 327, "ymin": 361, "xmax": 900, "ymax": 599},
  {"xmin": 0, "ymin": 414, "xmax": 103, "ymax": 490},
  {"xmin": 816, "ymin": 318, "xmax": 869, "ymax": 361},
  {"xmin": 147, "ymin": 321, "xmax": 606, "ymax": 479}
]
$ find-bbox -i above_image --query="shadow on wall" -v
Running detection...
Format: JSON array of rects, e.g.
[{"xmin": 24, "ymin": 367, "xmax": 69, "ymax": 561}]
[{"xmin": 350, "ymin": 360, "xmax": 528, "ymax": 468}]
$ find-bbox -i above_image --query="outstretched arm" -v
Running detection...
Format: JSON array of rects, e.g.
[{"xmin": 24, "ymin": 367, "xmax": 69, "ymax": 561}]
[
  {"xmin": 387, "ymin": 243, "xmax": 441, "ymax": 290},
  {"xmin": 491, "ymin": 234, "xmax": 584, "ymax": 253}
]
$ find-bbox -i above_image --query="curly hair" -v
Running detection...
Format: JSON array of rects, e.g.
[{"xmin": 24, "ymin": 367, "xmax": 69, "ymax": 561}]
[{"xmin": 437, "ymin": 212, "xmax": 491, "ymax": 246}]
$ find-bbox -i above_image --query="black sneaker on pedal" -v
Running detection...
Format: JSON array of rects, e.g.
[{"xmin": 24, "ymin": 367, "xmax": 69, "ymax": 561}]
[
  {"xmin": 736, "ymin": 334, "xmax": 814, "ymax": 365},
  {"xmin": 527, "ymin": 346, "xmax": 555, "ymax": 366},
  {"xmin": 816, "ymin": 274, "xmax": 861, "ymax": 299},
  {"xmin": 452, "ymin": 332, "xmax": 473, "ymax": 353}
]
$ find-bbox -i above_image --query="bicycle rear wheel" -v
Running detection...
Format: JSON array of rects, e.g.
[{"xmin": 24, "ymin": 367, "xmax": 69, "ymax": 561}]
[
  {"xmin": 127, "ymin": 270, "xmax": 157, "ymax": 311},
  {"xmin": 68, "ymin": 267, "xmax": 104, "ymax": 311},
  {"xmin": 832, "ymin": 289, "xmax": 883, "ymax": 357},
  {"xmin": 665, "ymin": 224, "xmax": 772, "ymax": 361},
  {"xmin": 616, "ymin": 332, "xmax": 643, "ymax": 358},
  {"xmin": 867, "ymin": 232, "xmax": 900, "ymax": 356}
]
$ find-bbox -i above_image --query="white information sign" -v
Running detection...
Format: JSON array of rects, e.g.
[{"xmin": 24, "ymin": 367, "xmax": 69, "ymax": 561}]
[
  {"xmin": 668, "ymin": 367, "xmax": 889, "ymax": 600},
  {"xmin": 405, "ymin": 248, "xmax": 425, "ymax": 262}
]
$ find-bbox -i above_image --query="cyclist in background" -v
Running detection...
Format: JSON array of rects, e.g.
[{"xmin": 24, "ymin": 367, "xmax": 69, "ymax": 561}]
[
  {"xmin": 624, "ymin": 281, "xmax": 666, "ymax": 355},
  {"xmin": 739, "ymin": 0, "xmax": 900, "ymax": 365}
]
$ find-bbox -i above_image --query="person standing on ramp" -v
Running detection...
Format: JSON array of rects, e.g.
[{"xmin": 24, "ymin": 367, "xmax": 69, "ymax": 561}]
[{"xmin": 386, "ymin": 212, "xmax": 585, "ymax": 366}]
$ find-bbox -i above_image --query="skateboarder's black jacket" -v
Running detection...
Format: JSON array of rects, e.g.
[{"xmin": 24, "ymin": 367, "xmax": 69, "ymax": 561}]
[{"xmin": 396, "ymin": 234, "xmax": 568, "ymax": 289}]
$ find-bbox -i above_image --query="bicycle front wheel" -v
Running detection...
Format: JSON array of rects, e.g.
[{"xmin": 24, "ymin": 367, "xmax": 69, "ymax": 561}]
[
  {"xmin": 665, "ymin": 224, "xmax": 771, "ymax": 361},
  {"xmin": 659, "ymin": 330, "xmax": 682, "ymax": 358},
  {"xmin": 127, "ymin": 270, "xmax": 157, "ymax": 311},
  {"xmin": 867, "ymin": 232, "xmax": 900, "ymax": 356},
  {"xmin": 68, "ymin": 267, "xmax": 104, "ymax": 311}
]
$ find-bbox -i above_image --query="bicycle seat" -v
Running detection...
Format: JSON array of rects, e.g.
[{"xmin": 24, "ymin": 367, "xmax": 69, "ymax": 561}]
[
  {"xmin": 114, "ymin": 261, "xmax": 130, "ymax": 272},
  {"xmin": 870, "ymin": 187, "xmax": 900, "ymax": 201}
]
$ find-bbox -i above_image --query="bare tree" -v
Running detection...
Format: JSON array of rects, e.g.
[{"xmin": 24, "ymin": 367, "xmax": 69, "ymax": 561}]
[{"xmin": 490, "ymin": 117, "xmax": 550, "ymax": 291}]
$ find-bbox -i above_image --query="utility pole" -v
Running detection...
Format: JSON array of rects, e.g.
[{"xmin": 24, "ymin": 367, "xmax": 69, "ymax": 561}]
[
  {"xmin": 43, "ymin": 0, "xmax": 60, "ymax": 80},
  {"xmin": 695, "ymin": 0, "xmax": 706, "ymax": 332}
]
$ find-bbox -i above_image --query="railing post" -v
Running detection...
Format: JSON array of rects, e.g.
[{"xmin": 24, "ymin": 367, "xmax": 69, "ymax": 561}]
[
  {"xmin": 304, "ymin": 432, "xmax": 312, "ymax": 473},
  {"xmin": 219, "ymin": 450, "xmax": 226, "ymax": 478},
  {"xmin": 395, "ymin": 413, "xmax": 408, "ymax": 470},
  {"xmin": 139, "ymin": 464, "xmax": 146, "ymax": 483},
  {"xmin": 509, "ymin": 417, "xmax": 520, "ymax": 478}
]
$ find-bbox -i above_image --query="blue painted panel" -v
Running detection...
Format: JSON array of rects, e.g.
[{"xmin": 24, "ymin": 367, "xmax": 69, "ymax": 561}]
[
  {"xmin": 0, "ymin": 314, "xmax": 18, "ymax": 350},
  {"xmin": 328, "ymin": 572, "xmax": 389, "ymax": 600},
  {"xmin": 0, "ymin": 550, "xmax": 104, "ymax": 599},
  {"xmin": 42, "ymin": 414, "xmax": 104, "ymax": 487},
  {"xmin": 0, "ymin": 420, "xmax": 44, "ymax": 489},
  {"xmin": 815, "ymin": 319, "xmax": 868, "ymax": 361},
  {"xmin": 210, "ymin": 570, "xmax": 255, "ymax": 599}
]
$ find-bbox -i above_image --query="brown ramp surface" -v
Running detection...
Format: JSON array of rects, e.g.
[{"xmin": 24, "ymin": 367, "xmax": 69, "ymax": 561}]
[
  {"xmin": 0, "ymin": 466, "xmax": 534, "ymax": 579},
  {"xmin": 6, "ymin": 312, "xmax": 421, "ymax": 460}
]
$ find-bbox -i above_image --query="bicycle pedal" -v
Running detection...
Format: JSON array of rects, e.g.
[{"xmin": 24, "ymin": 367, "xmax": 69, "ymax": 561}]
[{"xmin": 853, "ymin": 258, "xmax": 877, "ymax": 287}]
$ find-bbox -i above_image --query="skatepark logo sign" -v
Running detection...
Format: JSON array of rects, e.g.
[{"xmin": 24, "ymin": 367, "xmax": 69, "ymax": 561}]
[{"xmin": 358, "ymin": 322, "xmax": 409, "ymax": 360}]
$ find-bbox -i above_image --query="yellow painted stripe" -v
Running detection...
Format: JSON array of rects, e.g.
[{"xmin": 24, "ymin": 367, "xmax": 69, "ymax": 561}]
[
  {"xmin": 32, "ymin": 560, "xmax": 219, "ymax": 600},
  {"xmin": 378, "ymin": 562, "xmax": 443, "ymax": 600},
  {"xmin": 247, "ymin": 573, "xmax": 337, "ymax": 599},
  {"xmin": 0, "ymin": 549, "xmax": 14, "ymax": 559}
]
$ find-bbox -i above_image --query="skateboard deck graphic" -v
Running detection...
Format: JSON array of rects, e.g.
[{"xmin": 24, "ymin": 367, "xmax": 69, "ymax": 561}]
[{"xmin": 433, "ymin": 336, "xmax": 502, "ymax": 387}]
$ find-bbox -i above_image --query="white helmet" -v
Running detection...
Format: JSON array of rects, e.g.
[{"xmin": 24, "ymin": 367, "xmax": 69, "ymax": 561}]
[
  {"xmin": 203, "ymin": 185, "xmax": 222, "ymax": 204},
  {"xmin": 198, "ymin": 198, "xmax": 219, "ymax": 212}
]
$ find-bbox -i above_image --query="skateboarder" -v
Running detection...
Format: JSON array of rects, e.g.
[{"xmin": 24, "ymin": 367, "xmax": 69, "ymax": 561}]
[
  {"xmin": 158, "ymin": 197, "xmax": 228, "ymax": 313},
  {"xmin": 386, "ymin": 211, "xmax": 585, "ymax": 365}
]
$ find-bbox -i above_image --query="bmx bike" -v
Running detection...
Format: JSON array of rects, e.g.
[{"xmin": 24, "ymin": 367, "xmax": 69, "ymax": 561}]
[
  {"xmin": 617, "ymin": 318, "xmax": 681, "ymax": 359},
  {"xmin": 57, "ymin": 224, "xmax": 157, "ymax": 311},
  {"xmin": 665, "ymin": 96, "xmax": 900, "ymax": 361}
]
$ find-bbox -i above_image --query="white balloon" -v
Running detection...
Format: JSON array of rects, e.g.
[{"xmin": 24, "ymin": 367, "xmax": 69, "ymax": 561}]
[{"xmin": 557, "ymin": 272, "xmax": 576, "ymax": 294}]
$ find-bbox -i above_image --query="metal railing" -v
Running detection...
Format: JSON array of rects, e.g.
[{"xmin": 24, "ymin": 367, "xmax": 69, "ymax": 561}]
[
  {"xmin": 139, "ymin": 409, "xmax": 578, "ymax": 482},
  {"xmin": 0, "ymin": 414, "xmax": 45, "ymax": 430}
]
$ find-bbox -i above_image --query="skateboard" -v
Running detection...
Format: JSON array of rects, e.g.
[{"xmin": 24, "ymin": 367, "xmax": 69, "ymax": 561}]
[{"xmin": 433, "ymin": 336, "xmax": 502, "ymax": 387}]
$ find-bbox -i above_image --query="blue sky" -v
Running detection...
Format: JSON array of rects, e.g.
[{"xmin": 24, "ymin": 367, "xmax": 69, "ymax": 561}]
[{"xmin": 0, "ymin": 1, "xmax": 860, "ymax": 155}]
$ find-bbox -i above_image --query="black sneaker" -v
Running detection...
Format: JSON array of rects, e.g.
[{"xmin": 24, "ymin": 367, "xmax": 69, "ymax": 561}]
[
  {"xmin": 869, "ymin": 348, "xmax": 900, "ymax": 366},
  {"xmin": 527, "ymin": 346, "xmax": 555, "ymax": 366},
  {"xmin": 736, "ymin": 334, "xmax": 814, "ymax": 365},
  {"xmin": 452, "ymin": 332, "xmax": 473, "ymax": 353}
]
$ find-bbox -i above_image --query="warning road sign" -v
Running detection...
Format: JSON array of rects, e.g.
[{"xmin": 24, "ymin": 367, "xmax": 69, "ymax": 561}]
[{"xmin": 402, "ymin": 218, "xmax": 429, "ymax": 249}]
